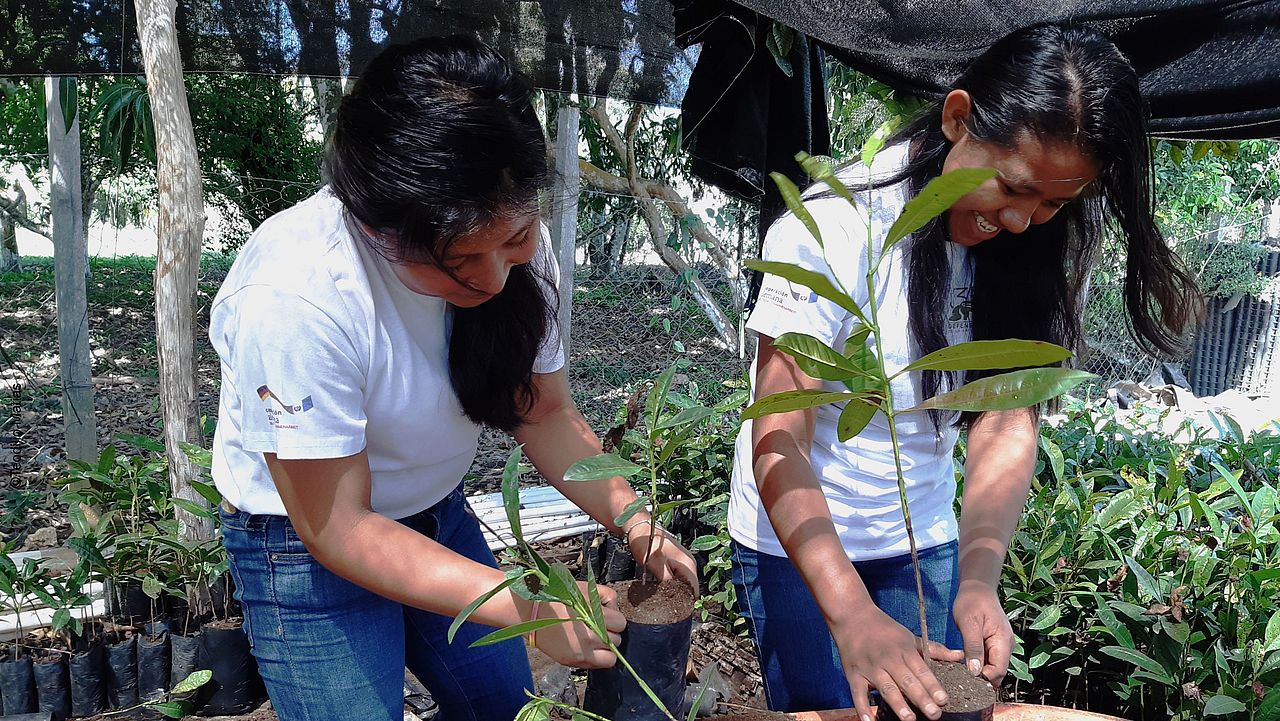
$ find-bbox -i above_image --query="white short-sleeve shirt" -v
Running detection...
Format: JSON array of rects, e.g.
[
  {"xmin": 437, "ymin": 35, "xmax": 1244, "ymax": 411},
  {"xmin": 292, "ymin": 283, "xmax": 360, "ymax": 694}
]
[
  {"xmin": 729, "ymin": 145, "xmax": 974, "ymax": 560},
  {"xmin": 209, "ymin": 188, "xmax": 564, "ymax": 519}
]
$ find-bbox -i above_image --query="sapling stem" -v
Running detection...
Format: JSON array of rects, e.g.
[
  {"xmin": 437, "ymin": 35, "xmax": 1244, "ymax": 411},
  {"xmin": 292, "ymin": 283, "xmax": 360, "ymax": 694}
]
[{"xmin": 862, "ymin": 167, "xmax": 932, "ymax": 653}]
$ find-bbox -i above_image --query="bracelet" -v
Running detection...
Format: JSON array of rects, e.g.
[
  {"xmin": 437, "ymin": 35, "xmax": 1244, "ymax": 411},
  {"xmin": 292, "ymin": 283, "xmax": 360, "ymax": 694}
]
[
  {"xmin": 622, "ymin": 517, "xmax": 660, "ymax": 543},
  {"xmin": 525, "ymin": 601, "xmax": 541, "ymax": 647}
]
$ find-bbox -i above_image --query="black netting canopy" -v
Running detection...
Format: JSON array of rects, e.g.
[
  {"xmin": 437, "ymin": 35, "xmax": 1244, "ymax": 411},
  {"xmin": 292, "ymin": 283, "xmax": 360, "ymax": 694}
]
[{"xmin": 3, "ymin": 0, "xmax": 1277, "ymax": 208}]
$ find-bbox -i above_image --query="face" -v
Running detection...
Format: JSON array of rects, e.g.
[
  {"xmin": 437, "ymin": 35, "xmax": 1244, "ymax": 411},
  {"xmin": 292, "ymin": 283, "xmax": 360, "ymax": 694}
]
[
  {"xmin": 939, "ymin": 90, "xmax": 1100, "ymax": 247},
  {"xmin": 389, "ymin": 213, "xmax": 540, "ymax": 307}
]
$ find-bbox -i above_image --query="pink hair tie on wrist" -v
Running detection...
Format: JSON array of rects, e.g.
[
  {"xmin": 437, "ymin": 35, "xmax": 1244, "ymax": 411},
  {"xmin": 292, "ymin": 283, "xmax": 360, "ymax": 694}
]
[{"xmin": 525, "ymin": 601, "xmax": 541, "ymax": 647}]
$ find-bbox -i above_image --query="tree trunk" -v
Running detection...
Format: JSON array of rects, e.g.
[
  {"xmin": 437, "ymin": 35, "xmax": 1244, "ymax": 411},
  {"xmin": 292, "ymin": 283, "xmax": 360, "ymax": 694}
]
[
  {"xmin": 549, "ymin": 107, "xmax": 580, "ymax": 365},
  {"xmin": 135, "ymin": 0, "xmax": 213, "ymax": 541},
  {"xmin": 610, "ymin": 213, "xmax": 631, "ymax": 270},
  {"xmin": 46, "ymin": 76, "xmax": 98, "ymax": 463},
  {"xmin": 0, "ymin": 191, "xmax": 21, "ymax": 272}
]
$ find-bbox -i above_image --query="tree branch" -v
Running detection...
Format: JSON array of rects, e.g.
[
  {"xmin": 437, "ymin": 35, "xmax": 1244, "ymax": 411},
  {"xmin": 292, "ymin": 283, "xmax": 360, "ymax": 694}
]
[{"xmin": 0, "ymin": 194, "xmax": 50, "ymax": 240}]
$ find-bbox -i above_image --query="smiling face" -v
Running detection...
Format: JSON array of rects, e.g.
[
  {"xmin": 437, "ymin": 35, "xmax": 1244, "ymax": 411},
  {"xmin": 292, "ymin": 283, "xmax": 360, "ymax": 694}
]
[
  {"xmin": 388, "ymin": 212, "xmax": 541, "ymax": 307},
  {"xmin": 939, "ymin": 90, "xmax": 1100, "ymax": 247}
]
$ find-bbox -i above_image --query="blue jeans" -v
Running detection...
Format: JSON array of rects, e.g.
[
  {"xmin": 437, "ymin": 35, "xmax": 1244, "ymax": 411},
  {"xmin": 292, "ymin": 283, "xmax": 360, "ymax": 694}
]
[
  {"xmin": 731, "ymin": 540, "xmax": 962, "ymax": 713},
  {"xmin": 220, "ymin": 485, "xmax": 534, "ymax": 721}
]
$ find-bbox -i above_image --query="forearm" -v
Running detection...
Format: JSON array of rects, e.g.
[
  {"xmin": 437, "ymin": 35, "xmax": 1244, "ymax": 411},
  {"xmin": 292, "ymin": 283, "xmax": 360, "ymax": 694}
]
[
  {"xmin": 516, "ymin": 401, "xmax": 645, "ymax": 535},
  {"xmin": 754, "ymin": 421, "xmax": 875, "ymax": 623},
  {"xmin": 309, "ymin": 510, "xmax": 532, "ymax": 627},
  {"xmin": 957, "ymin": 409, "xmax": 1038, "ymax": 589}
]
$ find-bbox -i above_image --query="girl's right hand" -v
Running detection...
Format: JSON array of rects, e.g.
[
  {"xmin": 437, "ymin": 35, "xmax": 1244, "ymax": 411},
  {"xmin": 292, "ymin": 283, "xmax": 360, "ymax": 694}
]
[
  {"xmin": 836, "ymin": 606, "xmax": 963, "ymax": 721},
  {"xmin": 531, "ymin": 582, "xmax": 627, "ymax": 669}
]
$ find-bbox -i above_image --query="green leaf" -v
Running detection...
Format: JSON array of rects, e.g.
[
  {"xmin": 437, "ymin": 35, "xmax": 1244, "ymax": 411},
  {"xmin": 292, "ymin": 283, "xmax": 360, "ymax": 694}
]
[
  {"xmin": 1124, "ymin": 556, "xmax": 1163, "ymax": 601},
  {"xmin": 51, "ymin": 608, "xmax": 72, "ymax": 631},
  {"xmin": 1202, "ymin": 695, "xmax": 1247, "ymax": 716},
  {"xmin": 1029, "ymin": 605, "xmax": 1062, "ymax": 631},
  {"xmin": 613, "ymin": 496, "xmax": 650, "ymax": 528},
  {"xmin": 58, "ymin": 76, "xmax": 77, "ymax": 133},
  {"xmin": 142, "ymin": 575, "xmax": 162, "ymax": 599},
  {"xmin": 1040, "ymin": 437, "xmax": 1065, "ymax": 482},
  {"xmin": 172, "ymin": 498, "xmax": 214, "ymax": 519},
  {"xmin": 1259, "ymin": 687, "xmax": 1280, "ymax": 721},
  {"xmin": 1265, "ymin": 609, "xmax": 1280, "ymax": 653},
  {"xmin": 117, "ymin": 433, "xmax": 165, "ymax": 453},
  {"xmin": 909, "ymin": 368, "xmax": 1095, "ymax": 412},
  {"xmin": 647, "ymin": 365, "xmax": 677, "ymax": 431},
  {"xmin": 189, "ymin": 480, "xmax": 222, "ymax": 506},
  {"xmin": 656, "ymin": 406, "xmax": 715, "ymax": 430},
  {"xmin": 449, "ymin": 575, "xmax": 523, "ymax": 643},
  {"xmin": 745, "ymin": 260, "xmax": 866, "ymax": 324},
  {"xmin": 1100, "ymin": 646, "xmax": 1173, "ymax": 684},
  {"xmin": 742, "ymin": 390, "xmax": 866, "ymax": 421},
  {"xmin": 837, "ymin": 398, "xmax": 877, "ymax": 442},
  {"xmin": 1095, "ymin": 489, "xmax": 1138, "ymax": 531},
  {"xmin": 883, "ymin": 167, "xmax": 997, "ymax": 252},
  {"xmin": 770, "ymin": 172, "xmax": 820, "ymax": 247},
  {"xmin": 149, "ymin": 701, "xmax": 189, "ymax": 718},
  {"xmin": 861, "ymin": 121, "xmax": 893, "ymax": 170},
  {"xmin": 171, "ymin": 669, "xmax": 213, "ymax": 694},
  {"xmin": 772, "ymin": 332, "xmax": 868, "ymax": 382},
  {"xmin": 765, "ymin": 24, "xmax": 794, "ymax": 77},
  {"xmin": 472, "ymin": 618, "xmax": 569, "ymax": 647},
  {"xmin": 689, "ymin": 535, "xmax": 722, "ymax": 552},
  {"xmin": 1094, "ymin": 596, "xmax": 1134, "ymax": 649},
  {"xmin": 563, "ymin": 453, "xmax": 643, "ymax": 482},
  {"xmin": 901, "ymin": 339, "xmax": 1072, "ymax": 374},
  {"xmin": 501, "ymin": 446, "xmax": 525, "ymax": 546},
  {"xmin": 796, "ymin": 151, "xmax": 853, "ymax": 203},
  {"xmin": 179, "ymin": 441, "xmax": 213, "ymax": 469}
]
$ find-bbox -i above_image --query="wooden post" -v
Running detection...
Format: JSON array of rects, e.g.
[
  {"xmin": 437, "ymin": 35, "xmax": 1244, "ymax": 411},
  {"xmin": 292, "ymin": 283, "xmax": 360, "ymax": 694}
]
[
  {"xmin": 46, "ymin": 76, "xmax": 98, "ymax": 463},
  {"xmin": 550, "ymin": 106, "xmax": 580, "ymax": 364},
  {"xmin": 135, "ymin": 0, "xmax": 213, "ymax": 541}
]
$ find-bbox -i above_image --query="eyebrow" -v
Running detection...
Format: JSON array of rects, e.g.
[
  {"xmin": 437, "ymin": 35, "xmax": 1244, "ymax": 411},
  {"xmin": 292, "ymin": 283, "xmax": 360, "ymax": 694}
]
[{"xmin": 997, "ymin": 171, "xmax": 1089, "ymax": 200}]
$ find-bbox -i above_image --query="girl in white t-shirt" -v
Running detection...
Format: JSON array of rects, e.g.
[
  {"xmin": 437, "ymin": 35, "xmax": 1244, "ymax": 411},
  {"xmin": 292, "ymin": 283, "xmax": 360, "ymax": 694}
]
[
  {"xmin": 729, "ymin": 24, "xmax": 1201, "ymax": 721},
  {"xmin": 209, "ymin": 36, "xmax": 697, "ymax": 721}
]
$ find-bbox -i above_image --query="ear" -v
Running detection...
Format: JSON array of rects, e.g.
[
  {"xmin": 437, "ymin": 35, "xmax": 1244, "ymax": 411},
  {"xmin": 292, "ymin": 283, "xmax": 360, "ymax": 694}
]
[{"xmin": 940, "ymin": 90, "xmax": 973, "ymax": 144}]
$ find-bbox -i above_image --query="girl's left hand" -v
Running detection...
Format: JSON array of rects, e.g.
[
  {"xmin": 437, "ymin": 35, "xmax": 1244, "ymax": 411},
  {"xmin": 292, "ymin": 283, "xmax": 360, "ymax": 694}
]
[
  {"xmin": 952, "ymin": 579, "xmax": 1013, "ymax": 688},
  {"xmin": 625, "ymin": 522, "xmax": 701, "ymax": 593}
]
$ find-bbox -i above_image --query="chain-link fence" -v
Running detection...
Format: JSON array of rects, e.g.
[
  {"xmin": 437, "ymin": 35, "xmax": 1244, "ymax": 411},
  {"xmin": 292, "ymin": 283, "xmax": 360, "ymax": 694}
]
[{"xmin": 1081, "ymin": 207, "xmax": 1280, "ymax": 395}]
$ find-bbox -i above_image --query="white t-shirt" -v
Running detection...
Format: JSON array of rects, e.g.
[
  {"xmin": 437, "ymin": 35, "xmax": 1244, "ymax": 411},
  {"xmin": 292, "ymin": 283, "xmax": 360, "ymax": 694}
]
[
  {"xmin": 729, "ymin": 145, "xmax": 974, "ymax": 561},
  {"xmin": 209, "ymin": 188, "xmax": 564, "ymax": 519}
]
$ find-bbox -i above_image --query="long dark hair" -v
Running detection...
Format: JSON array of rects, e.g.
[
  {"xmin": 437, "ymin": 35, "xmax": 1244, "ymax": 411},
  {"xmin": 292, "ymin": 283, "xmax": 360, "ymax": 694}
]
[
  {"xmin": 325, "ymin": 35, "xmax": 554, "ymax": 432},
  {"xmin": 864, "ymin": 24, "xmax": 1201, "ymax": 426}
]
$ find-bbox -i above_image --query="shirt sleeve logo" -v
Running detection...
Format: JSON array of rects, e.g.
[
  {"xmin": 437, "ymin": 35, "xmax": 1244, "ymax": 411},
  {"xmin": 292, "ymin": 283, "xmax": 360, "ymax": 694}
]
[{"xmin": 257, "ymin": 385, "xmax": 314, "ymax": 414}]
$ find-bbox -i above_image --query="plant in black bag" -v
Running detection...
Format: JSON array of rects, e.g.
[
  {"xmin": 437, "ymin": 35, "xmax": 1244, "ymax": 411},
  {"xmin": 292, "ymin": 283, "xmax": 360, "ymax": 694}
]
[
  {"xmin": 560, "ymin": 362, "xmax": 745, "ymax": 720},
  {"xmin": 0, "ymin": 541, "xmax": 50, "ymax": 715},
  {"xmin": 451, "ymin": 446, "xmax": 709, "ymax": 721}
]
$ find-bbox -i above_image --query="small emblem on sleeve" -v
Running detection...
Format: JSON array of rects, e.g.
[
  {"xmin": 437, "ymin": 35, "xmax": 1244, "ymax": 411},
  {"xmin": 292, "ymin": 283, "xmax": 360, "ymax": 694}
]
[{"xmin": 257, "ymin": 385, "xmax": 314, "ymax": 430}]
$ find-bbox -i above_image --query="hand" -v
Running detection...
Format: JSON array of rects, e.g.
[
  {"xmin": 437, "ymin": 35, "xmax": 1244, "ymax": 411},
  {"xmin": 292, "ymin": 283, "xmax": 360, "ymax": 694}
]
[
  {"xmin": 625, "ymin": 520, "xmax": 701, "ymax": 593},
  {"xmin": 952, "ymin": 579, "xmax": 1014, "ymax": 687},
  {"xmin": 837, "ymin": 607, "xmax": 964, "ymax": 721},
  {"xmin": 531, "ymin": 582, "xmax": 627, "ymax": 669}
]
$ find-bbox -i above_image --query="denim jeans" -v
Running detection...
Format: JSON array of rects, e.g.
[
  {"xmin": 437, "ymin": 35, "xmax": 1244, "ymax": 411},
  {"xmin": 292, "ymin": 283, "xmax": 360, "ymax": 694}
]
[
  {"xmin": 730, "ymin": 540, "xmax": 962, "ymax": 713},
  {"xmin": 220, "ymin": 485, "xmax": 534, "ymax": 721}
]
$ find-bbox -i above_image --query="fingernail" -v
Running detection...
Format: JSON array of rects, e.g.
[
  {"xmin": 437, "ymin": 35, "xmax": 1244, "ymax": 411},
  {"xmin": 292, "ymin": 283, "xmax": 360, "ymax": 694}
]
[
  {"xmin": 933, "ymin": 689, "xmax": 948, "ymax": 703},
  {"xmin": 861, "ymin": 715, "xmax": 872, "ymax": 721},
  {"xmin": 968, "ymin": 658, "xmax": 982, "ymax": 675},
  {"xmin": 924, "ymin": 703, "xmax": 940, "ymax": 716}
]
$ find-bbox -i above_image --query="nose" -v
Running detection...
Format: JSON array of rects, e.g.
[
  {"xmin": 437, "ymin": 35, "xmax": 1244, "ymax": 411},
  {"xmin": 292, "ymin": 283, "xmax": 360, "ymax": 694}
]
[
  {"xmin": 470, "ymin": 254, "xmax": 511, "ymax": 296},
  {"xmin": 999, "ymin": 201, "xmax": 1036, "ymax": 234}
]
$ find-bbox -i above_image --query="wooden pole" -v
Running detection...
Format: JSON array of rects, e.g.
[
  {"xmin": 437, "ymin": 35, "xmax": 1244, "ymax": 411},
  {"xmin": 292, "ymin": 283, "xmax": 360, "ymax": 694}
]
[
  {"xmin": 46, "ymin": 76, "xmax": 98, "ymax": 463},
  {"xmin": 550, "ymin": 106, "xmax": 580, "ymax": 365},
  {"xmin": 135, "ymin": 0, "xmax": 213, "ymax": 541}
]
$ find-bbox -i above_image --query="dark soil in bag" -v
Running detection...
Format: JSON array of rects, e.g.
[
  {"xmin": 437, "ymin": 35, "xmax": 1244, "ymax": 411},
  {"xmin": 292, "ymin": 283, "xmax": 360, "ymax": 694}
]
[
  {"xmin": 1, "ymin": 653, "xmax": 38, "ymax": 715},
  {"xmin": 584, "ymin": 579, "xmax": 696, "ymax": 721},
  {"xmin": 603, "ymin": 534, "xmax": 638, "ymax": 583},
  {"xmin": 32, "ymin": 653, "xmax": 71, "ymax": 721},
  {"xmin": 875, "ymin": 661, "xmax": 998, "ymax": 721}
]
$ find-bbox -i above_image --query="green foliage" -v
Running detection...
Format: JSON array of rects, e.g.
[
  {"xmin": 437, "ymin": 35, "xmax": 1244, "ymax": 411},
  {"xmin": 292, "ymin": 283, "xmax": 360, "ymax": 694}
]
[
  {"xmin": 1002, "ymin": 398, "xmax": 1280, "ymax": 719},
  {"xmin": 826, "ymin": 62, "xmax": 928, "ymax": 161},
  {"xmin": 185, "ymin": 75, "xmax": 324, "ymax": 249}
]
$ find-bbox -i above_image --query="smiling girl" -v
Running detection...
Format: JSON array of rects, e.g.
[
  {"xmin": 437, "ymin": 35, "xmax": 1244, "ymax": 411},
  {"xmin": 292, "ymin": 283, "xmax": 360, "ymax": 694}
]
[
  {"xmin": 729, "ymin": 24, "xmax": 1200, "ymax": 721},
  {"xmin": 208, "ymin": 36, "xmax": 697, "ymax": 721}
]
